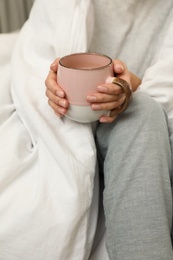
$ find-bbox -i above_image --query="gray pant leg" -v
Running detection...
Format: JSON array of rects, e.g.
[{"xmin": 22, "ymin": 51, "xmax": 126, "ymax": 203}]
[
  {"xmin": 168, "ymin": 118, "xmax": 173, "ymax": 242},
  {"xmin": 96, "ymin": 92, "xmax": 173, "ymax": 260}
]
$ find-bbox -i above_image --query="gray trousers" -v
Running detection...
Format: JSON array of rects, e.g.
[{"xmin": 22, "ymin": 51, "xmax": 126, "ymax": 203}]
[{"xmin": 96, "ymin": 92, "xmax": 173, "ymax": 260}]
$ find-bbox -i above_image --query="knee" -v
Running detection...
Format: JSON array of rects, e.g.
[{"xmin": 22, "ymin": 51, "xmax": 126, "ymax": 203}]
[
  {"xmin": 123, "ymin": 91, "xmax": 168, "ymax": 129},
  {"xmin": 129, "ymin": 91, "xmax": 165, "ymax": 115},
  {"xmin": 97, "ymin": 91, "xmax": 168, "ymax": 137},
  {"xmin": 96, "ymin": 92, "xmax": 169, "ymax": 158}
]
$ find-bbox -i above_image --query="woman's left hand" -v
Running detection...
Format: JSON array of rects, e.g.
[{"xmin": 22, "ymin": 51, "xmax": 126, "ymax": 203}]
[{"xmin": 87, "ymin": 60, "xmax": 132, "ymax": 123}]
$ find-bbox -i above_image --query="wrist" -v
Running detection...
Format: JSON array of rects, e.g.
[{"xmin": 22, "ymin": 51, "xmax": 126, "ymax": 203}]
[{"xmin": 130, "ymin": 72, "xmax": 141, "ymax": 92}]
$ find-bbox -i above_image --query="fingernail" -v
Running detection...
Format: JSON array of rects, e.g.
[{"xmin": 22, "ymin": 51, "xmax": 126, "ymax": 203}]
[
  {"xmin": 55, "ymin": 112, "xmax": 61, "ymax": 117},
  {"xmin": 91, "ymin": 104, "xmax": 101, "ymax": 110},
  {"xmin": 99, "ymin": 117, "xmax": 108, "ymax": 123},
  {"xmin": 115, "ymin": 64, "xmax": 124, "ymax": 70},
  {"xmin": 51, "ymin": 62, "xmax": 56, "ymax": 68},
  {"xmin": 58, "ymin": 108, "xmax": 66, "ymax": 114},
  {"xmin": 56, "ymin": 90, "xmax": 64, "ymax": 98},
  {"xmin": 59, "ymin": 100, "xmax": 66, "ymax": 107},
  {"xmin": 97, "ymin": 86, "xmax": 107, "ymax": 92},
  {"xmin": 87, "ymin": 95, "xmax": 96, "ymax": 102},
  {"xmin": 114, "ymin": 65, "xmax": 124, "ymax": 73}
]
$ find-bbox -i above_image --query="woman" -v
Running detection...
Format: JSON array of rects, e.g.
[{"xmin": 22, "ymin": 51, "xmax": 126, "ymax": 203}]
[{"xmin": 45, "ymin": 0, "xmax": 173, "ymax": 259}]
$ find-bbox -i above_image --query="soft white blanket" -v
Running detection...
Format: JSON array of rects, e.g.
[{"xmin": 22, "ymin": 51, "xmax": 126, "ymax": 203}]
[{"xmin": 0, "ymin": 0, "xmax": 109, "ymax": 259}]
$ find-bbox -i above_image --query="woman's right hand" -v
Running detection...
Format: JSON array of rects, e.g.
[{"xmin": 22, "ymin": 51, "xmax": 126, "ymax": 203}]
[{"xmin": 45, "ymin": 58, "xmax": 69, "ymax": 117}]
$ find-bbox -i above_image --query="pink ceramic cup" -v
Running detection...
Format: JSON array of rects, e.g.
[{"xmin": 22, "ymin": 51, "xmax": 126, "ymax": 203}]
[{"xmin": 58, "ymin": 52, "xmax": 114, "ymax": 123}]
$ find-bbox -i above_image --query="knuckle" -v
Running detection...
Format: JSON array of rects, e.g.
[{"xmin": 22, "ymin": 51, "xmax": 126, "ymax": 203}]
[
  {"xmin": 48, "ymin": 99, "xmax": 51, "ymax": 106},
  {"xmin": 45, "ymin": 77, "xmax": 49, "ymax": 87},
  {"xmin": 45, "ymin": 89, "xmax": 49, "ymax": 97},
  {"xmin": 114, "ymin": 100, "xmax": 121, "ymax": 108},
  {"xmin": 112, "ymin": 85, "xmax": 122, "ymax": 94}
]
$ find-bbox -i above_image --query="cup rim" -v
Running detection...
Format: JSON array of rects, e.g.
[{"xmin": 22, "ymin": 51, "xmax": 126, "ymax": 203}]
[{"xmin": 59, "ymin": 52, "xmax": 112, "ymax": 71}]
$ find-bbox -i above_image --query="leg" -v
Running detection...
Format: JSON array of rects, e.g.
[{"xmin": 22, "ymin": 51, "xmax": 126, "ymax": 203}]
[
  {"xmin": 96, "ymin": 92, "xmax": 173, "ymax": 260},
  {"xmin": 168, "ymin": 118, "xmax": 173, "ymax": 242}
]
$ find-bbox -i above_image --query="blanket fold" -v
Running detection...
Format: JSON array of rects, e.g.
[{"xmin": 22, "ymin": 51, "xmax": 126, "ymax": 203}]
[{"xmin": 0, "ymin": 1, "xmax": 108, "ymax": 259}]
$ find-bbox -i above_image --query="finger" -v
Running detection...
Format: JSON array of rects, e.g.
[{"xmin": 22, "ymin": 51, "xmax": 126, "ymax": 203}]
[
  {"xmin": 87, "ymin": 85, "xmax": 124, "ymax": 104},
  {"xmin": 113, "ymin": 59, "xmax": 125, "ymax": 74},
  {"xmin": 46, "ymin": 88, "xmax": 68, "ymax": 108},
  {"xmin": 50, "ymin": 58, "xmax": 60, "ymax": 72},
  {"xmin": 87, "ymin": 92, "xmax": 124, "ymax": 103},
  {"xmin": 48, "ymin": 99, "xmax": 67, "ymax": 116},
  {"xmin": 97, "ymin": 84, "xmax": 124, "ymax": 95},
  {"xmin": 99, "ymin": 115, "xmax": 117, "ymax": 123},
  {"xmin": 45, "ymin": 70, "xmax": 57, "ymax": 91},
  {"xmin": 91, "ymin": 95, "xmax": 126, "ymax": 111},
  {"xmin": 45, "ymin": 71, "xmax": 65, "ymax": 98},
  {"xmin": 113, "ymin": 60, "xmax": 131, "ymax": 84},
  {"xmin": 55, "ymin": 112, "xmax": 64, "ymax": 118}
]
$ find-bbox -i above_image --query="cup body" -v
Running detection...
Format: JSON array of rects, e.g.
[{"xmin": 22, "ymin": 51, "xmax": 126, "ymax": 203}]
[{"xmin": 58, "ymin": 52, "xmax": 114, "ymax": 123}]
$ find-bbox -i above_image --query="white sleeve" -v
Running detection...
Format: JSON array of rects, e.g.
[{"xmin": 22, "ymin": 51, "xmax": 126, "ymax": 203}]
[{"xmin": 139, "ymin": 20, "xmax": 173, "ymax": 119}]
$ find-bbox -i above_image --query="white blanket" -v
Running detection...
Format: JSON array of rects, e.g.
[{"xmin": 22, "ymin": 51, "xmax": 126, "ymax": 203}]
[{"xmin": 0, "ymin": 0, "xmax": 109, "ymax": 259}]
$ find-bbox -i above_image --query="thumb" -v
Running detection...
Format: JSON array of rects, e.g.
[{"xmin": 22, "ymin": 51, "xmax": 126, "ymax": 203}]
[
  {"xmin": 50, "ymin": 58, "xmax": 60, "ymax": 72},
  {"xmin": 113, "ymin": 59, "xmax": 125, "ymax": 74}
]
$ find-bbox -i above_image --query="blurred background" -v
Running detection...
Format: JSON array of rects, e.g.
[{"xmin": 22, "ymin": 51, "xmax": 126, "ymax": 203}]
[{"xmin": 0, "ymin": 0, "xmax": 34, "ymax": 33}]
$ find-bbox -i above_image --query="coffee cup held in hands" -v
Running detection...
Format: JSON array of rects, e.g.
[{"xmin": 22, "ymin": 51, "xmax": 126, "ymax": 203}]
[{"xmin": 57, "ymin": 52, "xmax": 114, "ymax": 123}]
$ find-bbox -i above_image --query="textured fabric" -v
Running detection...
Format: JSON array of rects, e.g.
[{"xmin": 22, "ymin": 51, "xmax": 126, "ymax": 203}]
[
  {"xmin": 90, "ymin": 0, "xmax": 173, "ymax": 77},
  {"xmin": 90, "ymin": 0, "xmax": 173, "ymax": 119},
  {"xmin": 96, "ymin": 92, "xmax": 173, "ymax": 259}
]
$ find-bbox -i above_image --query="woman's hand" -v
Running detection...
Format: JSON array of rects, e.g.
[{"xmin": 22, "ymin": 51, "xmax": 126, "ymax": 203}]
[
  {"xmin": 87, "ymin": 60, "xmax": 131, "ymax": 123},
  {"xmin": 45, "ymin": 58, "xmax": 141, "ymax": 123},
  {"xmin": 45, "ymin": 58, "xmax": 68, "ymax": 117}
]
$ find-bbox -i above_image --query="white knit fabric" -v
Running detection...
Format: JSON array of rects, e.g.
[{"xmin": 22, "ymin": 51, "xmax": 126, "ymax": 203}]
[{"xmin": 90, "ymin": 0, "xmax": 173, "ymax": 118}]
